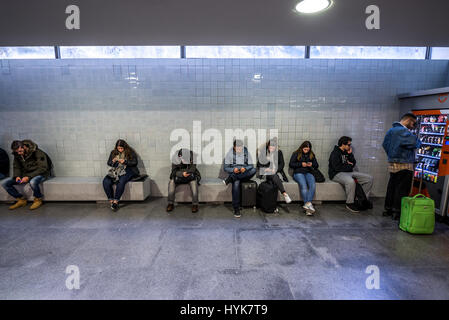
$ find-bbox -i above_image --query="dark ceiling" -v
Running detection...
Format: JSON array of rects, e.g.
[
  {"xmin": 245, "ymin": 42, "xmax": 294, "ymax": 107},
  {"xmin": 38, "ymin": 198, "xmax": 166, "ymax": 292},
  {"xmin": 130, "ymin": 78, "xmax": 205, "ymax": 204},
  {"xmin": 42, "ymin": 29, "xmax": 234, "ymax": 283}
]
[{"xmin": 1, "ymin": 0, "xmax": 448, "ymax": 46}]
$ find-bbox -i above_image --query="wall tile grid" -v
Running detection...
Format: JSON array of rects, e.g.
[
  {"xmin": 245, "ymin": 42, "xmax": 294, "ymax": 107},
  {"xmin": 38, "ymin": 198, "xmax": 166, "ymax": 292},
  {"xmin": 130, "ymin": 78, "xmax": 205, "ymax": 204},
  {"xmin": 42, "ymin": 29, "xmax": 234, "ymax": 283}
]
[{"xmin": 0, "ymin": 58, "xmax": 448, "ymax": 196}]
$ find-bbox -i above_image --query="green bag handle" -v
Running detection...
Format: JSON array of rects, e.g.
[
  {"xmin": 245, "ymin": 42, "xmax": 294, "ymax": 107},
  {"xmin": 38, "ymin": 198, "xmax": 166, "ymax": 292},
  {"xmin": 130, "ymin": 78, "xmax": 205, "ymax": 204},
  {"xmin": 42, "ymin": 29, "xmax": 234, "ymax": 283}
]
[{"xmin": 412, "ymin": 194, "xmax": 427, "ymax": 199}]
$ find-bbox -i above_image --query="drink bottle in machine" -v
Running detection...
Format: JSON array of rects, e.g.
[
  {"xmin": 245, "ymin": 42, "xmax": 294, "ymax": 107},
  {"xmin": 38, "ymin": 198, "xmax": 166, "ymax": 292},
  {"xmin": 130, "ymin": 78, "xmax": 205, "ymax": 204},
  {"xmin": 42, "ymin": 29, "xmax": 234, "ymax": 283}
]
[{"xmin": 412, "ymin": 110, "xmax": 449, "ymax": 218}]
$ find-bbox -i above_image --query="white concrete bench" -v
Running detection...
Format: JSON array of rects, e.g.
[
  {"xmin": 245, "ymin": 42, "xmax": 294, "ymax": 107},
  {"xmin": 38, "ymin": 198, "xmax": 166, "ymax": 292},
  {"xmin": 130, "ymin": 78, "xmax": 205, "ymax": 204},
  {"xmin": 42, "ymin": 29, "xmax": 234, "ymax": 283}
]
[
  {"xmin": 0, "ymin": 176, "xmax": 151, "ymax": 202},
  {"xmin": 173, "ymin": 178, "xmax": 347, "ymax": 203}
]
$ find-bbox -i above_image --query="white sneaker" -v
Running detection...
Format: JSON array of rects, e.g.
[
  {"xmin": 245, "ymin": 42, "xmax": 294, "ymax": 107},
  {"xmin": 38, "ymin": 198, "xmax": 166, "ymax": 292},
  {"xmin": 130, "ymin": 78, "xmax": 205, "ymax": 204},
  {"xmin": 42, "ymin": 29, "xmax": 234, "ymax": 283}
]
[
  {"xmin": 284, "ymin": 194, "xmax": 292, "ymax": 204},
  {"xmin": 306, "ymin": 202, "xmax": 316, "ymax": 213}
]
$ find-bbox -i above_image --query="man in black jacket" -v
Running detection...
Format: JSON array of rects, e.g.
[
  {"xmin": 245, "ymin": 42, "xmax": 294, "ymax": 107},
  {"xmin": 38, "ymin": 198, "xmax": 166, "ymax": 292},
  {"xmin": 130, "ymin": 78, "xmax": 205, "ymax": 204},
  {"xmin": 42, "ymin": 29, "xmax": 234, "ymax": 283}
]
[
  {"xmin": 166, "ymin": 148, "xmax": 201, "ymax": 213},
  {"xmin": 0, "ymin": 147, "xmax": 9, "ymax": 181},
  {"xmin": 328, "ymin": 136, "xmax": 373, "ymax": 213}
]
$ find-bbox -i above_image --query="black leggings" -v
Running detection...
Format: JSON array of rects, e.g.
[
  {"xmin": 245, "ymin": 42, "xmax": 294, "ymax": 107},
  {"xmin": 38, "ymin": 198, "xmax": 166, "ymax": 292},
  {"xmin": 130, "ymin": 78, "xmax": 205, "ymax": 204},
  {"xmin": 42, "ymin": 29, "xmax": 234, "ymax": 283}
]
[{"xmin": 266, "ymin": 174, "xmax": 286, "ymax": 194}]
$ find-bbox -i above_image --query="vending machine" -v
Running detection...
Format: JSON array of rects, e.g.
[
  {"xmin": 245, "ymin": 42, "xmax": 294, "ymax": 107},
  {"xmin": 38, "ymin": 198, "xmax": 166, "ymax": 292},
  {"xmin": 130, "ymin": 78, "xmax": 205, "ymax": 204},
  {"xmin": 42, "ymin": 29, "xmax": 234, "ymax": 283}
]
[{"xmin": 412, "ymin": 109, "xmax": 449, "ymax": 218}]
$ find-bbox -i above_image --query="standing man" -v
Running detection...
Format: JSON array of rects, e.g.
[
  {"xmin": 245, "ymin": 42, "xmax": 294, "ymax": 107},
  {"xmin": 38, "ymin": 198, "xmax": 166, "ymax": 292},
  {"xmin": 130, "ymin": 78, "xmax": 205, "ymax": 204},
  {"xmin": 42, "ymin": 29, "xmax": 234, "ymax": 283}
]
[
  {"xmin": 382, "ymin": 113, "xmax": 421, "ymax": 220},
  {"xmin": 329, "ymin": 136, "xmax": 374, "ymax": 213},
  {"xmin": 1, "ymin": 140, "xmax": 51, "ymax": 210},
  {"xmin": 0, "ymin": 146, "xmax": 9, "ymax": 181},
  {"xmin": 223, "ymin": 139, "xmax": 256, "ymax": 218}
]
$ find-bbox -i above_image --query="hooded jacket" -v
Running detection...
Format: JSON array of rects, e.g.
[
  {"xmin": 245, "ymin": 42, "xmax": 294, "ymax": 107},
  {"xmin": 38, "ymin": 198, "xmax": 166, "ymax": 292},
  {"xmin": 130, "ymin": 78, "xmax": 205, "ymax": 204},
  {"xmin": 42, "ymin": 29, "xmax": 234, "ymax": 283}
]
[
  {"xmin": 169, "ymin": 149, "xmax": 201, "ymax": 184},
  {"xmin": 382, "ymin": 122, "xmax": 421, "ymax": 164},
  {"xmin": 13, "ymin": 140, "xmax": 51, "ymax": 179},
  {"xmin": 0, "ymin": 147, "xmax": 9, "ymax": 177},
  {"xmin": 223, "ymin": 147, "xmax": 254, "ymax": 173},
  {"xmin": 328, "ymin": 145, "xmax": 356, "ymax": 180}
]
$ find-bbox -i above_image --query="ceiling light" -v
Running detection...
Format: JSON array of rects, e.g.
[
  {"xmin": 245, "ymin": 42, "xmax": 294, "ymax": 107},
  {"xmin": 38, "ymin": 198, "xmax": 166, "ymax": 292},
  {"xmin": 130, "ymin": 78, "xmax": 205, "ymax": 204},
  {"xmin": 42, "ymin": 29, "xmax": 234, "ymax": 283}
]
[{"xmin": 295, "ymin": 0, "xmax": 332, "ymax": 14}]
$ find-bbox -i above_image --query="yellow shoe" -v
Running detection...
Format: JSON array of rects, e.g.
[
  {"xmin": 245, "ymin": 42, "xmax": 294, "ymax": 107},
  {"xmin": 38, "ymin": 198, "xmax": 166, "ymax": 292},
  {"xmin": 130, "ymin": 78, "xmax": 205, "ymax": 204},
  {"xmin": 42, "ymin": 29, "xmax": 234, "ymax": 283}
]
[
  {"xmin": 9, "ymin": 198, "xmax": 28, "ymax": 210},
  {"xmin": 29, "ymin": 198, "xmax": 43, "ymax": 210}
]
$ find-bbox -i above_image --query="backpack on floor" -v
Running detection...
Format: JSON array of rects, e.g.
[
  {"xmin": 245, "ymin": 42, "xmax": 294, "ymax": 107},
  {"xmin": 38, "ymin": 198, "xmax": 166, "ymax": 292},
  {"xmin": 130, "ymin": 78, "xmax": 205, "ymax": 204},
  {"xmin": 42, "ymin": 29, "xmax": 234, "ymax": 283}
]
[
  {"xmin": 353, "ymin": 179, "xmax": 373, "ymax": 211},
  {"xmin": 240, "ymin": 180, "xmax": 257, "ymax": 208},
  {"xmin": 257, "ymin": 180, "xmax": 278, "ymax": 213},
  {"xmin": 400, "ymin": 170, "xmax": 435, "ymax": 234}
]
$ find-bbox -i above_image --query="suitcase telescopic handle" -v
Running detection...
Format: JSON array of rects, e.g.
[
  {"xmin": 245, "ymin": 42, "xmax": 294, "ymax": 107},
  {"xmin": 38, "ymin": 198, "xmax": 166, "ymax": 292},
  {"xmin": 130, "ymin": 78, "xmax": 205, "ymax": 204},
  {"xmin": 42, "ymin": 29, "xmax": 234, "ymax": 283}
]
[{"xmin": 409, "ymin": 160, "xmax": 424, "ymax": 197}]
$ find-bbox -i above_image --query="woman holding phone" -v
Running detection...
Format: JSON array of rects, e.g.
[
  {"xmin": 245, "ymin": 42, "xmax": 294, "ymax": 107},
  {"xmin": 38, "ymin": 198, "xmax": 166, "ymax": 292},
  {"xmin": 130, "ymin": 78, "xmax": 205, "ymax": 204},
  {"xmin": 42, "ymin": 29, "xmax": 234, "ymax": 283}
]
[
  {"xmin": 103, "ymin": 139, "xmax": 139, "ymax": 212},
  {"xmin": 289, "ymin": 141, "xmax": 319, "ymax": 215}
]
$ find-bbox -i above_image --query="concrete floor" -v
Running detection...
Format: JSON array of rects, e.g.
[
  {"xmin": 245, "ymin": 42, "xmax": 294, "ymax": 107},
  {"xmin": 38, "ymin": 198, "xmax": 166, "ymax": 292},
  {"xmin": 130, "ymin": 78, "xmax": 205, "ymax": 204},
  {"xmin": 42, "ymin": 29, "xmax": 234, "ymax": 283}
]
[{"xmin": 1, "ymin": 197, "xmax": 449, "ymax": 300}]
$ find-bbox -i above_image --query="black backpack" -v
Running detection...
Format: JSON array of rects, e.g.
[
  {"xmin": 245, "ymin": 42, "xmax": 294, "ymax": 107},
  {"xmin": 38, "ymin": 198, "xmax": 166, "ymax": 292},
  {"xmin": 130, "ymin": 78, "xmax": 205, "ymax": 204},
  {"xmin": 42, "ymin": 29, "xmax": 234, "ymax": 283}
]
[
  {"xmin": 257, "ymin": 180, "xmax": 278, "ymax": 213},
  {"xmin": 354, "ymin": 180, "xmax": 372, "ymax": 211}
]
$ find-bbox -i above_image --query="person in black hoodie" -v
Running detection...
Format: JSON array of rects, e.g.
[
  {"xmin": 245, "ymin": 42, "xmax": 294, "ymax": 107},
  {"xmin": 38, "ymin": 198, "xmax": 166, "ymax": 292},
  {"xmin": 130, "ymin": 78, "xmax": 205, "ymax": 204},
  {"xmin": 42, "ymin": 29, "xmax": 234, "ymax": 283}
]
[
  {"xmin": 166, "ymin": 148, "xmax": 201, "ymax": 213},
  {"xmin": 0, "ymin": 147, "xmax": 9, "ymax": 181},
  {"xmin": 289, "ymin": 141, "xmax": 319, "ymax": 215},
  {"xmin": 257, "ymin": 138, "xmax": 292, "ymax": 204},
  {"xmin": 103, "ymin": 139, "xmax": 139, "ymax": 212},
  {"xmin": 328, "ymin": 136, "xmax": 373, "ymax": 213}
]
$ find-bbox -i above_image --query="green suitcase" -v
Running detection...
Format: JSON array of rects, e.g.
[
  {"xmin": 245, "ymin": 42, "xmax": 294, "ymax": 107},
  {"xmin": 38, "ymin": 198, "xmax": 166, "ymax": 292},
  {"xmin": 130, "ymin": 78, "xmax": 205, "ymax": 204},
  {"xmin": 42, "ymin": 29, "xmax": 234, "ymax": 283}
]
[{"xmin": 400, "ymin": 194, "xmax": 435, "ymax": 234}]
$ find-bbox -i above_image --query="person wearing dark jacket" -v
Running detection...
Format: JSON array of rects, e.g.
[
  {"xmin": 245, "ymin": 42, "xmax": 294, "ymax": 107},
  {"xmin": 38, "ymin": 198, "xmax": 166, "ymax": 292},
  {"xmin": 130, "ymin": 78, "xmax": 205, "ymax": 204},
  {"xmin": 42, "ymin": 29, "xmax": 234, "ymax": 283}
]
[
  {"xmin": 289, "ymin": 141, "xmax": 319, "ymax": 215},
  {"xmin": 382, "ymin": 113, "xmax": 420, "ymax": 220},
  {"xmin": 166, "ymin": 148, "xmax": 201, "ymax": 213},
  {"xmin": 1, "ymin": 140, "xmax": 51, "ymax": 210},
  {"xmin": 329, "ymin": 136, "xmax": 373, "ymax": 213},
  {"xmin": 257, "ymin": 138, "xmax": 291, "ymax": 204},
  {"xmin": 0, "ymin": 147, "xmax": 9, "ymax": 181},
  {"xmin": 103, "ymin": 139, "xmax": 139, "ymax": 212}
]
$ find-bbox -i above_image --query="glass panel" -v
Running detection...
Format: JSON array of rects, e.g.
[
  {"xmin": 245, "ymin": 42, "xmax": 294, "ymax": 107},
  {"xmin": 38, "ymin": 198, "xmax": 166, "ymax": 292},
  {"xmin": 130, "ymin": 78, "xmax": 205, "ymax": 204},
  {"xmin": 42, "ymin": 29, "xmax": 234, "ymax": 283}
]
[
  {"xmin": 310, "ymin": 46, "xmax": 426, "ymax": 59},
  {"xmin": 60, "ymin": 46, "xmax": 180, "ymax": 58},
  {"xmin": 186, "ymin": 46, "xmax": 305, "ymax": 58},
  {"xmin": 431, "ymin": 47, "xmax": 449, "ymax": 60},
  {"xmin": 0, "ymin": 47, "xmax": 55, "ymax": 59}
]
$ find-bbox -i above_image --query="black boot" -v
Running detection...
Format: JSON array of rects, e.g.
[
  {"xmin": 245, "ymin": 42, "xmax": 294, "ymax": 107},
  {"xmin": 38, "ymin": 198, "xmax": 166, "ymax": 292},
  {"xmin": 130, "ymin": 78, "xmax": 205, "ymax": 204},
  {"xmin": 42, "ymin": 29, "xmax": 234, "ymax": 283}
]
[
  {"xmin": 383, "ymin": 209, "xmax": 393, "ymax": 217},
  {"xmin": 392, "ymin": 210, "xmax": 401, "ymax": 221}
]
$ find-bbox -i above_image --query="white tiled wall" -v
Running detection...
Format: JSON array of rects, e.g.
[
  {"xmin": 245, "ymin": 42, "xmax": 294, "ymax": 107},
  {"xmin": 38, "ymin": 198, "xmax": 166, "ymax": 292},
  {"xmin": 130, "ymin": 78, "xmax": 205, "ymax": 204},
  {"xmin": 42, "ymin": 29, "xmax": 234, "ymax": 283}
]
[{"xmin": 0, "ymin": 58, "xmax": 448, "ymax": 196}]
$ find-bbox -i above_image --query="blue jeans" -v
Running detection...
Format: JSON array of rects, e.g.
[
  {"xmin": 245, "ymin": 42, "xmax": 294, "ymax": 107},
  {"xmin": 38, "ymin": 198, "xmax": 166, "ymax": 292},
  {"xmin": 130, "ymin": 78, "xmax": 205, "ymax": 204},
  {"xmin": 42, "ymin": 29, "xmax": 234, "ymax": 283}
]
[
  {"xmin": 293, "ymin": 173, "xmax": 316, "ymax": 203},
  {"xmin": 1, "ymin": 175, "xmax": 46, "ymax": 199},
  {"xmin": 0, "ymin": 173, "xmax": 5, "ymax": 181},
  {"xmin": 227, "ymin": 167, "xmax": 257, "ymax": 209},
  {"xmin": 103, "ymin": 170, "xmax": 137, "ymax": 201}
]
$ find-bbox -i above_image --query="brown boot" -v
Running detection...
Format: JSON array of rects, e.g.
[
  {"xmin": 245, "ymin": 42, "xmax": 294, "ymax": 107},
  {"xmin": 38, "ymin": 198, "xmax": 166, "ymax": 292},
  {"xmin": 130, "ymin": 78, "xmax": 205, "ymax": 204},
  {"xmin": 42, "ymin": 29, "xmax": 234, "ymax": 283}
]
[
  {"xmin": 29, "ymin": 198, "xmax": 43, "ymax": 210},
  {"xmin": 192, "ymin": 205, "xmax": 199, "ymax": 213},
  {"xmin": 166, "ymin": 204, "xmax": 174, "ymax": 212},
  {"xmin": 9, "ymin": 198, "xmax": 27, "ymax": 210}
]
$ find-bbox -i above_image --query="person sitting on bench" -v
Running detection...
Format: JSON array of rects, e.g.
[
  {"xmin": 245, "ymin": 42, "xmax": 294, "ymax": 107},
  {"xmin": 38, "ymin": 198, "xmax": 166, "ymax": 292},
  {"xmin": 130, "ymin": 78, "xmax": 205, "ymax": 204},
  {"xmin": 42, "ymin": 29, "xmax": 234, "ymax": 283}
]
[
  {"xmin": 0, "ymin": 147, "xmax": 9, "ymax": 181},
  {"xmin": 2, "ymin": 140, "xmax": 51, "ymax": 211},
  {"xmin": 223, "ymin": 139, "xmax": 256, "ymax": 218},
  {"xmin": 257, "ymin": 137, "xmax": 292, "ymax": 204},
  {"xmin": 103, "ymin": 139, "xmax": 139, "ymax": 212},
  {"xmin": 328, "ymin": 136, "xmax": 374, "ymax": 213},
  {"xmin": 166, "ymin": 148, "xmax": 201, "ymax": 213}
]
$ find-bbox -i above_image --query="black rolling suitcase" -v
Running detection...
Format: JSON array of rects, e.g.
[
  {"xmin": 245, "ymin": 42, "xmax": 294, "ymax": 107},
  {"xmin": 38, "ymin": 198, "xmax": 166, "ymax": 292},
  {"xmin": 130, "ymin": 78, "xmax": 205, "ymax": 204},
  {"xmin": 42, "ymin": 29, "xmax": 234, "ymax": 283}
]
[
  {"xmin": 257, "ymin": 180, "xmax": 278, "ymax": 213},
  {"xmin": 240, "ymin": 180, "xmax": 257, "ymax": 208}
]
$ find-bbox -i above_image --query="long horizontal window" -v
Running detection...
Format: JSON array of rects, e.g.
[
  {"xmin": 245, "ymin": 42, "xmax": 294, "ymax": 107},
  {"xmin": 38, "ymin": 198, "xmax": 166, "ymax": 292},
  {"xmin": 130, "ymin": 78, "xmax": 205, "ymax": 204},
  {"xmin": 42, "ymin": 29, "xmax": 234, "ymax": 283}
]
[
  {"xmin": 60, "ymin": 46, "xmax": 180, "ymax": 58},
  {"xmin": 310, "ymin": 46, "xmax": 427, "ymax": 59},
  {"xmin": 186, "ymin": 46, "xmax": 306, "ymax": 58},
  {"xmin": 431, "ymin": 47, "xmax": 449, "ymax": 60},
  {"xmin": 0, "ymin": 47, "xmax": 55, "ymax": 59}
]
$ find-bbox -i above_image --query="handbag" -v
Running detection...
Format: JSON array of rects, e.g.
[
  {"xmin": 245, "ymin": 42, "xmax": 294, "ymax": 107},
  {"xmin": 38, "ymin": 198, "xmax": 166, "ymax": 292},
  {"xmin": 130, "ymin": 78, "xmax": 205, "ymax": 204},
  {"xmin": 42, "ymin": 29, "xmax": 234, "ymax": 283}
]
[{"xmin": 310, "ymin": 168, "xmax": 325, "ymax": 183}]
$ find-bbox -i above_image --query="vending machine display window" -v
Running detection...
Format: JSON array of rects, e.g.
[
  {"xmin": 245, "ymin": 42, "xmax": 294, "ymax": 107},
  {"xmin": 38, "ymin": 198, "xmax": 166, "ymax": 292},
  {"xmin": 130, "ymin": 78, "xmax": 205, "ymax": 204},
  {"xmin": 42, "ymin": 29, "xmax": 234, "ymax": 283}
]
[{"xmin": 413, "ymin": 114, "xmax": 448, "ymax": 184}]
